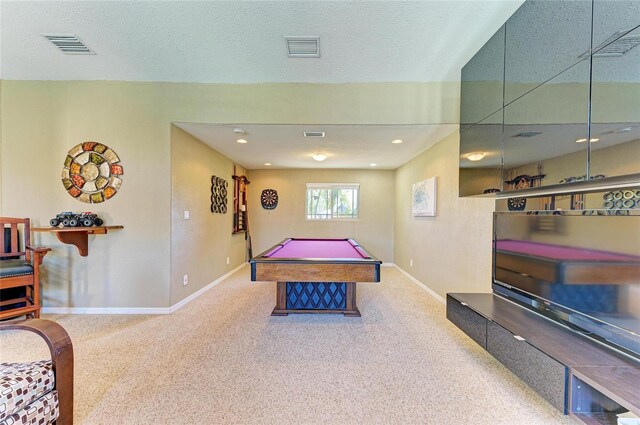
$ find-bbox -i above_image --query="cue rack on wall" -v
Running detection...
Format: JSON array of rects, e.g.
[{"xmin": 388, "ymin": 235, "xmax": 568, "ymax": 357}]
[{"xmin": 232, "ymin": 169, "xmax": 250, "ymax": 234}]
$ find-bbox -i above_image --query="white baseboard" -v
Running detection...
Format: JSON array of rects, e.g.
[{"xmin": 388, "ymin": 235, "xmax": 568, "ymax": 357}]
[
  {"xmin": 168, "ymin": 263, "xmax": 246, "ymax": 313},
  {"xmin": 42, "ymin": 263, "xmax": 247, "ymax": 315},
  {"xmin": 392, "ymin": 264, "xmax": 445, "ymax": 304},
  {"xmin": 381, "ymin": 262, "xmax": 395, "ymax": 267},
  {"xmin": 42, "ymin": 306, "xmax": 173, "ymax": 315}
]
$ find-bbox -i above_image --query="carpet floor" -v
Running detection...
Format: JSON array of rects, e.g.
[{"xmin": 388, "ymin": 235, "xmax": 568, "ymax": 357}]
[{"xmin": 1, "ymin": 266, "xmax": 575, "ymax": 424}]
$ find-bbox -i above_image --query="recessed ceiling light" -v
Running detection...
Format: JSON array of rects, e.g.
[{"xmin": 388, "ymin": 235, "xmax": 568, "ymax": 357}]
[
  {"xmin": 466, "ymin": 152, "xmax": 486, "ymax": 161},
  {"xmin": 264, "ymin": 163, "xmax": 272, "ymax": 166},
  {"xmin": 370, "ymin": 163, "xmax": 377, "ymax": 167},
  {"xmin": 575, "ymin": 138, "xmax": 599, "ymax": 143},
  {"xmin": 237, "ymin": 139, "xmax": 248, "ymax": 144},
  {"xmin": 233, "ymin": 128, "xmax": 245, "ymax": 135},
  {"xmin": 392, "ymin": 139, "xmax": 404, "ymax": 144},
  {"xmin": 311, "ymin": 153, "xmax": 327, "ymax": 162}
]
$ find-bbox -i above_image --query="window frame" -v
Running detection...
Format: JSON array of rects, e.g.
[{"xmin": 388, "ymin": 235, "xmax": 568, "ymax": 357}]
[{"xmin": 305, "ymin": 183, "xmax": 360, "ymax": 221}]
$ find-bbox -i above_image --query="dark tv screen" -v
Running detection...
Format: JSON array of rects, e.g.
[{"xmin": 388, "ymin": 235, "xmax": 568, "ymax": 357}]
[{"xmin": 493, "ymin": 211, "xmax": 640, "ymax": 358}]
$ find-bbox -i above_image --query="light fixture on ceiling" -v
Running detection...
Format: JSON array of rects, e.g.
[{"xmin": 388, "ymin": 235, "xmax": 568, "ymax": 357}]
[
  {"xmin": 575, "ymin": 138, "xmax": 599, "ymax": 143},
  {"xmin": 311, "ymin": 153, "xmax": 327, "ymax": 162},
  {"xmin": 370, "ymin": 163, "xmax": 377, "ymax": 167},
  {"xmin": 392, "ymin": 139, "xmax": 404, "ymax": 144},
  {"xmin": 466, "ymin": 152, "xmax": 486, "ymax": 161},
  {"xmin": 614, "ymin": 127, "xmax": 632, "ymax": 133},
  {"xmin": 264, "ymin": 162, "xmax": 272, "ymax": 166},
  {"xmin": 236, "ymin": 139, "xmax": 248, "ymax": 144},
  {"xmin": 233, "ymin": 128, "xmax": 246, "ymax": 135},
  {"xmin": 304, "ymin": 131, "xmax": 325, "ymax": 138}
]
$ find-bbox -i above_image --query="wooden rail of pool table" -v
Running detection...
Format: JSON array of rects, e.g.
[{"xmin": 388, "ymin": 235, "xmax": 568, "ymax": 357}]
[{"xmin": 253, "ymin": 262, "xmax": 378, "ymax": 283}]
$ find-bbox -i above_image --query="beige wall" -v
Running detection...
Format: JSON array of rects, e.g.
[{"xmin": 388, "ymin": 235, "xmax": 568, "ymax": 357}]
[
  {"xmin": 1, "ymin": 81, "xmax": 171, "ymax": 308},
  {"xmin": 247, "ymin": 169, "xmax": 395, "ymax": 262},
  {"xmin": 170, "ymin": 126, "xmax": 247, "ymax": 305},
  {"xmin": 1, "ymin": 80, "xmax": 458, "ymax": 309},
  {"xmin": 394, "ymin": 131, "xmax": 496, "ymax": 298}
]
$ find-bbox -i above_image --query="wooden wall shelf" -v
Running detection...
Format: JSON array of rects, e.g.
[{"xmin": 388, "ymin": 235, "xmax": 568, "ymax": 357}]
[{"xmin": 33, "ymin": 226, "xmax": 123, "ymax": 257}]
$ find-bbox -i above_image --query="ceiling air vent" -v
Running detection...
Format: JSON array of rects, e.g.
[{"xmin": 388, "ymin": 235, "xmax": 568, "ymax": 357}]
[
  {"xmin": 304, "ymin": 131, "xmax": 325, "ymax": 138},
  {"xmin": 512, "ymin": 132, "xmax": 542, "ymax": 138},
  {"xmin": 579, "ymin": 29, "xmax": 640, "ymax": 58},
  {"xmin": 286, "ymin": 37, "xmax": 320, "ymax": 58},
  {"xmin": 41, "ymin": 34, "xmax": 95, "ymax": 55}
]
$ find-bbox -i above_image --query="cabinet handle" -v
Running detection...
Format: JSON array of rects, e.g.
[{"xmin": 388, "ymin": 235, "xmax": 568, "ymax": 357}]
[{"xmin": 514, "ymin": 335, "xmax": 526, "ymax": 341}]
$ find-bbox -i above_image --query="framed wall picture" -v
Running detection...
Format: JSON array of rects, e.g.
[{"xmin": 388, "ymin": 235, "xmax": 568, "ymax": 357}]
[{"xmin": 412, "ymin": 177, "xmax": 437, "ymax": 217}]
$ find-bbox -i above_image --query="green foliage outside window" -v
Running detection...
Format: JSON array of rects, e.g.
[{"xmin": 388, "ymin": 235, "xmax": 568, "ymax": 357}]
[{"xmin": 306, "ymin": 184, "xmax": 359, "ymax": 219}]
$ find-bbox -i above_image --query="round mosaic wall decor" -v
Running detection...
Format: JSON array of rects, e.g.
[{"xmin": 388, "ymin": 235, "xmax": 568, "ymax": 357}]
[{"xmin": 61, "ymin": 142, "xmax": 124, "ymax": 203}]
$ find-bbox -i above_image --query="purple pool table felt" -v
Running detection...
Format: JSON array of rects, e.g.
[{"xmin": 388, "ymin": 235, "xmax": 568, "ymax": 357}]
[
  {"xmin": 496, "ymin": 240, "xmax": 640, "ymax": 262},
  {"xmin": 265, "ymin": 238, "xmax": 369, "ymax": 259}
]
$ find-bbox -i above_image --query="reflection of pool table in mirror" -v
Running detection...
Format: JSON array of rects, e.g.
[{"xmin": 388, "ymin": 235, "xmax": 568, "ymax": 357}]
[
  {"xmin": 495, "ymin": 240, "xmax": 640, "ymax": 315},
  {"xmin": 250, "ymin": 238, "xmax": 381, "ymax": 317},
  {"xmin": 495, "ymin": 240, "xmax": 640, "ymax": 286}
]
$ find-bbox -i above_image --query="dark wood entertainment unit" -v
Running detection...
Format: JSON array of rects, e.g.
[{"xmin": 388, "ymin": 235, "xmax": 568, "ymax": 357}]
[{"xmin": 447, "ymin": 293, "xmax": 640, "ymax": 425}]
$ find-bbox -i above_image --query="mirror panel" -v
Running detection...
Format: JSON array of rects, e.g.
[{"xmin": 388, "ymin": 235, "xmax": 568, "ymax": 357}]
[
  {"xmin": 459, "ymin": 109, "xmax": 503, "ymax": 196},
  {"xmin": 503, "ymin": 61, "xmax": 590, "ymax": 190},
  {"xmin": 460, "ymin": 25, "xmax": 505, "ymax": 132},
  {"xmin": 592, "ymin": 0, "xmax": 640, "ymax": 55},
  {"xmin": 590, "ymin": 25, "xmax": 640, "ymax": 181},
  {"xmin": 504, "ymin": 0, "xmax": 592, "ymax": 105}
]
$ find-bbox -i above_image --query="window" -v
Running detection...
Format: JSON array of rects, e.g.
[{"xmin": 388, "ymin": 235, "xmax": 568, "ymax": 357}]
[{"xmin": 306, "ymin": 183, "xmax": 359, "ymax": 220}]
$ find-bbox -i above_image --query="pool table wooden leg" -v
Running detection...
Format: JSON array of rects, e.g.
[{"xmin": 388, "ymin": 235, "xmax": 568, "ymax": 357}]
[
  {"xmin": 271, "ymin": 282, "xmax": 289, "ymax": 316},
  {"xmin": 343, "ymin": 282, "xmax": 361, "ymax": 317}
]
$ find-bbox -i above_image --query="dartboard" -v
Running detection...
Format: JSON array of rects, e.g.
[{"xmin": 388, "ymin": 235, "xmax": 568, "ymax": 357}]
[
  {"xmin": 508, "ymin": 197, "xmax": 527, "ymax": 211},
  {"xmin": 261, "ymin": 189, "xmax": 278, "ymax": 210},
  {"xmin": 61, "ymin": 142, "xmax": 124, "ymax": 203}
]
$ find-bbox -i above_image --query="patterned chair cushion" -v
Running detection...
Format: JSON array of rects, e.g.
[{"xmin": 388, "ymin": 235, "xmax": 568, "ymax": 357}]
[
  {"xmin": 0, "ymin": 361, "xmax": 55, "ymax": 423},
  {"xmin": 0, "ymin": 391, "xmax": 58, "ymax": 425}
]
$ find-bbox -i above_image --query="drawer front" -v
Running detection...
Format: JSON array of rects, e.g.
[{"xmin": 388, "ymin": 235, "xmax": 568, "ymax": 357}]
[
  {"xmin": 446, "ymin": 295, "xmax": 487, "ymax": 349},
  {"xmin": 487, "ymin": 321, "xmax": 567, "ymax": 412}
]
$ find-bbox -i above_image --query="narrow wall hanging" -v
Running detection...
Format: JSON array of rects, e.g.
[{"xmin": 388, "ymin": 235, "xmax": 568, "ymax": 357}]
[{"xmin": 211, "ymin": 176, "xmax": 228, "ymax": 213}]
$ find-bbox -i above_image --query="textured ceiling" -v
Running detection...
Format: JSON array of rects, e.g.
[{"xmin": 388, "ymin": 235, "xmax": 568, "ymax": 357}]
[
  {"xmin": 0, "ymin": 0, "xmax": 524, "ymax": 83},
  {"xmin": 1, "ymin": 1, "xmax": 526, "ymax": 170},
  {"xmin": 175, "ymin": 123, "xmax": 458, "ymax": 169}
]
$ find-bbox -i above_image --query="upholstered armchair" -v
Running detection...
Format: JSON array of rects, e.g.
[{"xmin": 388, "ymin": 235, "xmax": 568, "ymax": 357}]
[{"xmin": 0, "ymin": 319, "xmax": 74, "ymax": 425}]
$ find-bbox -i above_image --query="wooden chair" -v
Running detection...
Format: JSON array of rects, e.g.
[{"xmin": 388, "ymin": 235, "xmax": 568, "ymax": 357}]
[
  {"xmin": 1, "ymin": 217, "xmax": 50, "ymax": 320},
  {"xmin": 0, "ymin": 319, "xmax": 74, "ymax": 425}
]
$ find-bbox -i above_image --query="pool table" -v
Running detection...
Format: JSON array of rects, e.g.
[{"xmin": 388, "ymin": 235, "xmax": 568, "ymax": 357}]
[{"xmin": 250, "ymin": 238, "xmax": 381, "ymax": 317}]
